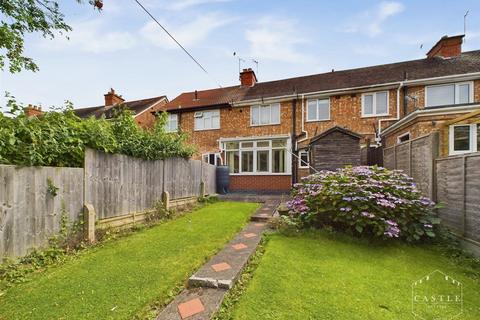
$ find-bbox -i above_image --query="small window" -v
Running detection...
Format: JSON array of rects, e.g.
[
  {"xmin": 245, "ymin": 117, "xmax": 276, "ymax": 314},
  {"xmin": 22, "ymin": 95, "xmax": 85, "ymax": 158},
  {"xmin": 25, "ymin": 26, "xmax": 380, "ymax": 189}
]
[
  {"xmin": 299, "ymin": 150, "xmax": 309, "ymax": 168},
  {"xmin": 202, "ymin": 153, "xmax": 222, "ymax": 166},
  {"xmin": 165, "ymin": 113, "xmax": 178, "ymax": 132},
  {"xmin": 449, "ymin": 124, "xmax": 478, "ymax": 155},
  {"xmin": 194, "ymin": 109, "xmax": 220, "ymax": 131},
  {"xmin": 251, "ymin": 104, "xmax": 281, "ymax": 126},
  {"xmin": 307, "ymin": 98, "xmax": 330, "ymax": 121},
  {"xmin": 426, "ymin": 82, "xmax": 473, "ymax": 107},
  {"xmin": 397, "ymin": 132, "xmax": 410, "ymax": 144},
  {"xmin": 362, "ymin": 91, "xmax": 389, "ymax": 117}
]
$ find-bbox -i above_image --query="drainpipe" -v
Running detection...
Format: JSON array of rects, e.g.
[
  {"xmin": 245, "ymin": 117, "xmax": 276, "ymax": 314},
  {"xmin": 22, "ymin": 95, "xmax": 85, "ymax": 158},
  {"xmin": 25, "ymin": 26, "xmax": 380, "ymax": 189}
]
[
  {"xmin": 291, "ymin": 98, "xmax": 297, "ymax": 184},
  {"xmin": 296, "ymin": 94, "xmax": 309, "ymax": 149},
  {"xmin": 377, "ymin": 82, "xmax": 404, "ymax": 144}
]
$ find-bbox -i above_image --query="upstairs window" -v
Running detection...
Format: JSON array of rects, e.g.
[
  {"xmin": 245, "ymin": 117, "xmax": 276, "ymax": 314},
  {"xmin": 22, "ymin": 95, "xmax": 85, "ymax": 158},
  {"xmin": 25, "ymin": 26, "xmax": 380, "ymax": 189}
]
[
  {"xmin": 165, "ymin": 113, "xmax": 178, "ymax": 132},
  {"xmin": 307, "ymin": 99, "xmax": 330, "ymax": 121},
  {"xmin": 194, "ymin": 110, "xmax": 220, "ymax": 131},
  {"xmin": 362, "ymin": 91, "xmax": 389, "ymax": 117},
  {"xmin": 449, "ymin": 124, "xmax": 479, "ymax": 155},
  {"xmin": 251, "ymin": 104, "xmax": 280, "ymax": 126},
  {"xmin": 426, "ymin": 82, "xmax": 473, "ymax": 108}
]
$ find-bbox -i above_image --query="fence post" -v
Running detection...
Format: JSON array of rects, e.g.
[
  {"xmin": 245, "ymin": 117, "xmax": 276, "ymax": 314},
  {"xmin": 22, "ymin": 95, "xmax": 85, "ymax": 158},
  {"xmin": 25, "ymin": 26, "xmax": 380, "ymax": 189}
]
[
  {"xmin": 83, "ymin": 204, "xmax": 96, "ymax": 243},
  {"xmin": 408, "ymin": 141, "xmax": 412, "ymax": 177},
  {"xmin": 162, "ymin": 190, "xmax": 170, "ymax": 210},
  {"xmin": 393, "ymin": 144, "xmax": 397, "ymax": 169},
  {"xmin": 461, "ymin": 155, "xmax": 467, "ymax": 237}
]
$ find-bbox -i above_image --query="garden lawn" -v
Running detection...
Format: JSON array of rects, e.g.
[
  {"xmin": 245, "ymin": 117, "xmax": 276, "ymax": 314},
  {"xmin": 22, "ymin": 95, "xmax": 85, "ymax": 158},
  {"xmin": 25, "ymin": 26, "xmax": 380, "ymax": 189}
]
[
  {"xmin": 0, "ymin": 201, "xmax": 258, "ymax": 320},
  {"xmin": 229, "ymin": 232, "xmax": 480, "ymax": 320}
]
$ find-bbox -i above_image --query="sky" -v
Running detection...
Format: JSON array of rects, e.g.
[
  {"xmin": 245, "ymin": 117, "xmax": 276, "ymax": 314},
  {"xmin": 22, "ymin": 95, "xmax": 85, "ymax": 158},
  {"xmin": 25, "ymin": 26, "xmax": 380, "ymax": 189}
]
[{"xmin": 1, "ymin": 0, "xmax": 480, "ymax": 110}]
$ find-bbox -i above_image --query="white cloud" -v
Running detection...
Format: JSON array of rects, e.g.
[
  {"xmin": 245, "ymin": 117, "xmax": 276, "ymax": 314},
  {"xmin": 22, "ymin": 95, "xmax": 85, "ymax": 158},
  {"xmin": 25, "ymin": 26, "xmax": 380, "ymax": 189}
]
[
  {"xmin": 245, "ymin": 16, "xmax": 312, "ymax": 63},
  {"xmin": 344, "ymin": 1, "xmax": 405, "ymax": 37},
  {"xmin": 39, "ymin": 19, "xmax": 136, "ymax": 53},
  {"xmin": 140, "ymin": 13, "xmax": 234, "ymax": 49}
]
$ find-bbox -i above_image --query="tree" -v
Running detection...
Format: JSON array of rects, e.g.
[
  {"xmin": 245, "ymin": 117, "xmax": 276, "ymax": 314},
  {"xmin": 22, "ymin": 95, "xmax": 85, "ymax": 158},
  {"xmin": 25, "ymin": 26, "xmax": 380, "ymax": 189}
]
[{"xmin": 0, "ymin": 0, "xmax": 101, "ymax": 73}]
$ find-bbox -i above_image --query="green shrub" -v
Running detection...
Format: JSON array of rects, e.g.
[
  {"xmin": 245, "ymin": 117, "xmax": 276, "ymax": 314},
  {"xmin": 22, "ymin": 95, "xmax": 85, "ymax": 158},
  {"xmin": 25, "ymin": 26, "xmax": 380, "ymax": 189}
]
[
  {"xmin": 0, "ymin": 95, "xmax": 195, "ymax": 167},
  {"xmin": 287, "ymin": 166, "xmax": 441, "ymax": 242}
]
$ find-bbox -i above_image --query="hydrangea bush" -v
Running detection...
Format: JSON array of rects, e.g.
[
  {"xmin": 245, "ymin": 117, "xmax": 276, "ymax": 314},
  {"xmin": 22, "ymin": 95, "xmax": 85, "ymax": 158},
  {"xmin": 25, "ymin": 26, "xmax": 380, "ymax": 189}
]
[{"xmin": 287, "ymin": 166, "xmax": 440, "ymax": 242}]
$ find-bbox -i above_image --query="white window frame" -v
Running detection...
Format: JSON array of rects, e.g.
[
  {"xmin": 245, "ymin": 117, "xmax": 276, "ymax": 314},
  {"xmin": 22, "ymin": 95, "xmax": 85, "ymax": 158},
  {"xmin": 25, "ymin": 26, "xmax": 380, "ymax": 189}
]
[
  {"xmin": 250, "ymin": 104, "xmax": 281, "ymax": 126},
  {"xmin": 449, "ymin": 124, "xmax": 478, "ymax": 155},
  {"xmin": 361, "ymin": 91, "xmax": 389, "ymax": 118},
  {"xmin": 165, "ymin": 113, "xmax": 178, "ymax": 133},
  {"xmin": 194, "ymin": 109, "xmax": 220, "ymax": 131},
  {"xmin": 425, "ymin": 81, "xmax": 474, "ymax": 108},
  {"xmin": 223, "ymin": 138, "xmax": 291, "ymax": 175},
  {"xmin": 397, "ymin": 132, "xmax": 411, "ymax": 144},
  {"xmin": 306, "ymin": 98, "xmax": 330, "ymax": 122},
  {"xmin": 299, "ymin": 150, "xmax": 309, "ymax": 168},
  {"xmin": 202, "ymin": 153, "xmax": 222, "ymax": 166}
]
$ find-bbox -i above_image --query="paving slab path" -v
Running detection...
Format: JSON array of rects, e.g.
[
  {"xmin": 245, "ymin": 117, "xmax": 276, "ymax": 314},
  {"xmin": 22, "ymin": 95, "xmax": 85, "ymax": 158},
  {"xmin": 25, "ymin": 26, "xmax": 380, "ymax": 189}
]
[{"xmin": 156, "ymin": 198, "xmax": 280, "ymax": 320}]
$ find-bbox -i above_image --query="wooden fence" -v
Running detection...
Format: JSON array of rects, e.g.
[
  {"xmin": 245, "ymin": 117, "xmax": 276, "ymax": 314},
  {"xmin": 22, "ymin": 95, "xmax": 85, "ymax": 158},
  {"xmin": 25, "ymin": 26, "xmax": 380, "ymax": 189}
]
[
  {"xmin": 436, "ymin": 153, "xmax": 480, "ymax": 244},
  {"xmin": 0, "ymin": 165, "xmax": 84, "ymax": 258},
  {"xmin": 0, "ymin": 149, "xmax": 216, "ymax": 258},
  {"xmin": 383, "ymin": 133, "xmax": 439, "ymax": 199}
]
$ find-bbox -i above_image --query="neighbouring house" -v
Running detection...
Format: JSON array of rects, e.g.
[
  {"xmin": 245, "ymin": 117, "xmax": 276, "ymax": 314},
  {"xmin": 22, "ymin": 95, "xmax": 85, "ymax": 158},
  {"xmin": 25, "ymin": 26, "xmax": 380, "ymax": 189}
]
[
  {"xmin": 74, "ymin": 88, "xmax": 168, "ymax": 128},
  {"xmin": 160, "ymin": 34, "xmax": 480, "ymax": 193}
]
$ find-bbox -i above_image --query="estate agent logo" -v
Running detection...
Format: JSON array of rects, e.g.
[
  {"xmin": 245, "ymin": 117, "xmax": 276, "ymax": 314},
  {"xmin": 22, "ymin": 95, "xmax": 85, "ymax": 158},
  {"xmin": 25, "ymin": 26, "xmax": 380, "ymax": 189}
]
[{"xmin": 412, "ymin": 270, "xmax": 463, "ymax": 320}]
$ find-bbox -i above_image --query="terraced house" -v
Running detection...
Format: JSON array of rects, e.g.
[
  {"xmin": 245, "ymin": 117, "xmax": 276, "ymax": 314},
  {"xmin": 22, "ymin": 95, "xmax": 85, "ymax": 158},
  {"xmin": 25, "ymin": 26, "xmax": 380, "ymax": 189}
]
[{"xmin": 162, "ymin": 35, "xmax": 480, "ymax": 193}]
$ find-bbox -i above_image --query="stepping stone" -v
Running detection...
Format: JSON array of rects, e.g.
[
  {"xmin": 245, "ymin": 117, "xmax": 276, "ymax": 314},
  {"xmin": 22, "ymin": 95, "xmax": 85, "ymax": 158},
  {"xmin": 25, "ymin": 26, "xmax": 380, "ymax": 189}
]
[
  {"xmin": 177, "ymin": 298, "xmax": 204, "ymax": 319},
  {"xmin": 232, "ymin": 243, "xmax": 248, "ymax": 250},
  {"xmin": 211, "ymin": 262, "xmax": 231, "ymax": 272},
  {"xmin": 254, "ymin": 223, "xmax": 265, "ymax": 227},
  {"xmin": 244, "ymin": 233, "xmax": 257, "ymax": 238}
]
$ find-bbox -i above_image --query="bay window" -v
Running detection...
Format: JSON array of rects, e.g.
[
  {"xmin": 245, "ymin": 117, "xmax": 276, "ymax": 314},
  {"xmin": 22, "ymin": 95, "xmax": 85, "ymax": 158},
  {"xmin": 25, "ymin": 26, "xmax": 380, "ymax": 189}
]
[
  {"xmin": 194, "ymin": 110, "xmax": 220, "ymax": 130},
  {"xmin": 362, "ymin": 91, "xmax": 389, "ymax": 117},
  {"xmin": 224, "ymin": 138, "xmax": 290, "ymax": 174},
  {"xmin": 426, "ymin": 82, "xmax": 473, "ymax": 108},
  {"xmin": 449, "ymin": 124, "xmax": 479, "ymax": 155},
  {"xmin": 307, "ymin": 98, "xmax": 330, "ymax": 121},
  {"xmin": 251, "ymin": 104, "xmax": 281, "ymax": 126}
]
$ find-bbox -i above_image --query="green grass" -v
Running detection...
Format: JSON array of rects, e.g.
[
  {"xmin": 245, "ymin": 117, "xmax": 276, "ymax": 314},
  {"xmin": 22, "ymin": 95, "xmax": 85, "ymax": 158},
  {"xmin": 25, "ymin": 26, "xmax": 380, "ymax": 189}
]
[
  {"xmin": 228, "ymin": 232, "xmax": 480, "ymax": 320},
  {"xmin": 0, "ymin": 201, "xmax": 259, "ymax": 320}
]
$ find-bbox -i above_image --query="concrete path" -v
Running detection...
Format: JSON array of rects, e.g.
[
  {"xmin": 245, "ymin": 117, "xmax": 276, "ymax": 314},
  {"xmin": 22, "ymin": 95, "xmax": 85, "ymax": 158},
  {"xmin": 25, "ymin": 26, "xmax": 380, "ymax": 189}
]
[{"xmin": 156, "ymin": 198, "xmax": 279, "ymax": 320}]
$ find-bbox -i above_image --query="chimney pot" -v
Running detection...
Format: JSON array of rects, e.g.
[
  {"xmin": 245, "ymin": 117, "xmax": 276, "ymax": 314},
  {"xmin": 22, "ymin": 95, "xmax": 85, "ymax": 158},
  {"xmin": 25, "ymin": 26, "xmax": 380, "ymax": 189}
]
[
  {"xmin": 239, "ymin": 68, "xmax": 257, "ymax": 87},
  {"xmin": 426, "ymin": 35, "xmax": 464, "ymax": 59},
  {"xmin": 24, "ymin": 105, "xmax": 44, "ymax": 118}
]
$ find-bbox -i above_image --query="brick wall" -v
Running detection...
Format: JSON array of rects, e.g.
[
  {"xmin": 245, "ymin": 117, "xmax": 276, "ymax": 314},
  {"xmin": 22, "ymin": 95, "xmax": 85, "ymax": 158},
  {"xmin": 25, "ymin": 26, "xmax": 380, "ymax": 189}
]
[
  {"xmin": 134, "ymin": 99, "xmax": 168, "ymax": 128},
  {"xmin": 230, "ymin": 175, "xmax": 291, "ymax": 192}
]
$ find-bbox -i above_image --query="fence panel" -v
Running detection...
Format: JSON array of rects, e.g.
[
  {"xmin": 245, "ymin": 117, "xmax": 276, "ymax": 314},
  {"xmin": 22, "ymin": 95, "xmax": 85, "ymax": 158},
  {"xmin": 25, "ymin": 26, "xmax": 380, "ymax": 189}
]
[
  {"xmin": 0, "ymin": 165, "xmax": 84, "ymax": 258},
  {"xmin": 202, "ymin": 163, "xmax": 217, "ymax": 195}
]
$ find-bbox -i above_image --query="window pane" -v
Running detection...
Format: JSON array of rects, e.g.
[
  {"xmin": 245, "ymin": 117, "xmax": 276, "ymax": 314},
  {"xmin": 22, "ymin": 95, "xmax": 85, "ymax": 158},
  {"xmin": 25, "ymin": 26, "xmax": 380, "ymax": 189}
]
[
  {"xmin": 241, "ymin": 151, "xmax": 254, "ymax": 172},
  {"xmin": 225, "ymin": 142, "xmax": 239, "ymax": 150},
  {"xmin": 453, "ymin": 126, "xmax": 470, "ymax": 151},
  {"xmin": 257, "ymin": 141, "xmax": 270, "ymax": 148},
  {"xmin": 271, "ymin": 104, "xmax": 280, "ymax": 123},
  {"xmin": 212, "ymin": 114, "xmax": 220, "ymax": 128},
  {"xmin": 300, "ymin": 151, "xmax": 308, "ymax": 167},
  {"xmin": 241, "ymin": 142, "xmax": 254, "ymax": 148},
  {"xmin": 272, "ymin": 149, "xmax": 286, "ymax": 173},
  {"xmin": 272, "ymin": 140, "xmax": 287, "ymax": 148},
  {"xmin": 194, "ymin": 117, "xmax": 203, "ymax": 130},
  {"xmin": 307, "ymin": 100, "xmax": 317, "ymax": 120},
  {"xmin": 257, "ymin": 150, "xmax": 269, "ymax": 172},
  {"xmin": 226, "ymin": 151, "xmax": 239, "ymax": 173},
  {"xmin": 427, "ymin": 84, "xmax": 455, "ymax": 107},
  {"xmin": 260, "ymin": 106, "xmax": 270, "ymax": 124},
  {"xmin": 376, "ymin": 92, "xmax": 388, "ymax": 114},
  {"xmin": 318, "ymin": 99, "xmax": 330, "ymax": 120},
  {"xmin": 251, "ymin": 106, "xmax": 260, "ymax": 125},
  {"xmin": 458, "ymin": 84, "xmax": 470, "ymax": 104},
  {"xmin": 363, "ymin": 95, "xmax": 374, "ymax": 115}
]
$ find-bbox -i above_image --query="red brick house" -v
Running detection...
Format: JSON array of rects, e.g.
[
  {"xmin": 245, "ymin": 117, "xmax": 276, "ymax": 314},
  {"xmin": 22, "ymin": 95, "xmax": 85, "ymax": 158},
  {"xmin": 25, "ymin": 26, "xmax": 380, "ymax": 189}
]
[
  {"xmin": 74, "ymin": 88, "xmax": 168, "ymax": 128},
  {"xmin": 162, "ymin": 35, "xmax": 480, "ymax": 192}
]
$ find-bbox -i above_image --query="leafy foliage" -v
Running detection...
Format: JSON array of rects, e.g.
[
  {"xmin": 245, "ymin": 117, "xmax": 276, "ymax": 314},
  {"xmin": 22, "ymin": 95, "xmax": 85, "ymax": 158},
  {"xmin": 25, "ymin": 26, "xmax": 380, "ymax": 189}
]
[
  {"xmin": 287, "ymin": 166, "xmax": 441, "ymax": 242},
  {"xmin": 0, "ymin": 96, "xmax": 195, "ymax": 167}
]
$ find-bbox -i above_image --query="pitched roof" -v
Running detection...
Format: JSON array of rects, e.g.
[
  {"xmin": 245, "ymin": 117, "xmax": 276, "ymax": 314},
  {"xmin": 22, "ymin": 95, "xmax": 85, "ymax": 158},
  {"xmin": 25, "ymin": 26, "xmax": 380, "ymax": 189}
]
[
  {"xmin": 166, "ymin": 50, "xmax": 480, "ymax": 110},
  {"xmin": 310, "ymin": 126, "xmax": 362, "ymax": 144},
  {"xmin": 74, "ymin": 96, "xmax": 167, "ymax": 119}
]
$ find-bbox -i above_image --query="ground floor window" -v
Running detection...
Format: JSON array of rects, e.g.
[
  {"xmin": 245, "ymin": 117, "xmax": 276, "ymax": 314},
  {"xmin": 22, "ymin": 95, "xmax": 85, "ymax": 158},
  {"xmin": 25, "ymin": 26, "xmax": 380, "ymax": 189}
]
[
  {"xmin": 202, "ymin": 153, "xmax": 222, "ymax": 166},
  {"xmin": 222, "ymin": 138, "xmax": 290, "ymax": 174},
  {"xmin": 397, "ymin": 132, "xmax": 410, "ymax": 144},
  {"xmin": 449, "ymin": 124, "xmax": 479, "ymax": 155},
  {"xmin": 299, "ymin": 150, "xmax": 309, "ymax": 168}
]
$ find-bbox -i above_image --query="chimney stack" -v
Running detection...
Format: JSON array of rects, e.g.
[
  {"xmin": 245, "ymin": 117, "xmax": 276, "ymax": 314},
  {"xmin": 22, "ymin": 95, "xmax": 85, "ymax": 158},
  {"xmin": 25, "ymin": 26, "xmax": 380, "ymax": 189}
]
[
  {"xmin": 104, "ymin": 88, "xmax": 125, "ymax": 106},
  {"xmin": 426, "ymin": 35, "xmax": 464, "ymax": 59},
  {"xmin": 24, "ymin": 105, "xmax": 43, "ymax": 118},
  {"xmin": 239, "ymin": 68, "xmax": 257, "ymax": 87}
]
